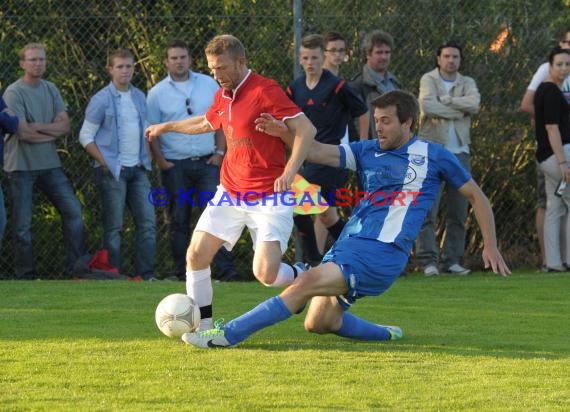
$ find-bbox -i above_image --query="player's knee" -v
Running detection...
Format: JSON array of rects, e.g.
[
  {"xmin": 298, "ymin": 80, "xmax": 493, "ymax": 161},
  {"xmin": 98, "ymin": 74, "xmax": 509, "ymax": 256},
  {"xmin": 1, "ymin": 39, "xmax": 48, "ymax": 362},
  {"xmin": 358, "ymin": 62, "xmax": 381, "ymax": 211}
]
[
  {"xmin": 304, "ymin": 318, "xmax": 332, "ymax": 334},
  {"xmin": 254, "ymin": 271, "xmax": 276, "ymax": 286},
  {"xmin": 186, "ymin": 243, "xmax": 209, "ymax": 268}
]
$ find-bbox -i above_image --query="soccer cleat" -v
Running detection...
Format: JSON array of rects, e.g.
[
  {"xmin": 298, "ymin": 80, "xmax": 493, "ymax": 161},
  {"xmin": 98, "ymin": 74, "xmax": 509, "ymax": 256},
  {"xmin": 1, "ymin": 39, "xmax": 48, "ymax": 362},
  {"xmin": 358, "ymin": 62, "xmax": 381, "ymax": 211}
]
[
  {"xmin": 446, "ymin": 264, "xmax": 471, "ymax": 275},
  {"xmin": 377, "ymin": 325, "xmax": 403, "ymax": 341},
  {"xmin": 181, "ymin": 327, "xmax": 232, "ymax": 348},
  {"xmin": 423, "ymin": 264, "xmax": 439, "ymax": 277}
]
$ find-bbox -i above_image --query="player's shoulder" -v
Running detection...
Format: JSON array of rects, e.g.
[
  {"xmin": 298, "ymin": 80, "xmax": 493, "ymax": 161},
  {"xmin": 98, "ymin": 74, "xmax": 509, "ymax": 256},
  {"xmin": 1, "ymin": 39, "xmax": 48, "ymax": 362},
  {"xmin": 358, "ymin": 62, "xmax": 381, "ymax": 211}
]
[
  {"xmin": 250, "ymin": 71, "xmax": 280, "ymax": 87},
  {"xmin": 413, "ymin": 136, "xmax": 447, "ymax": 158}
]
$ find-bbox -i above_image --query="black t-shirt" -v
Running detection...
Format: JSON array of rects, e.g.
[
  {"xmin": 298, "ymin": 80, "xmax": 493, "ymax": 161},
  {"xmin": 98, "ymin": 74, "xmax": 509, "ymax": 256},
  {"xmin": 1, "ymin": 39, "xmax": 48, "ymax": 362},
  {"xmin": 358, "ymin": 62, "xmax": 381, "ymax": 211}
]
[
  {"xmin": 534, "ymin": 81, "xmax": 570, "ymax": 162},
  {"xmin": 286, "ymin": 69, "xmax": 368, "ymax": 145}
]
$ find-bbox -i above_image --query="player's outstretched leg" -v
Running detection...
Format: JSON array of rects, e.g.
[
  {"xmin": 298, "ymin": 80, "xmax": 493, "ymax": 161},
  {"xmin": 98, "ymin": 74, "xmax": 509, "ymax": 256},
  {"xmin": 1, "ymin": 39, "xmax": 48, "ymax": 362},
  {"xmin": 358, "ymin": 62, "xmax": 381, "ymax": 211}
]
[
  {"xmin": 335, "ymin": 312, "xmax": 402, "ymax": 341},
  {"xmin": 181, "ymin": 295, "xmax": 293, "ymax": 348}
]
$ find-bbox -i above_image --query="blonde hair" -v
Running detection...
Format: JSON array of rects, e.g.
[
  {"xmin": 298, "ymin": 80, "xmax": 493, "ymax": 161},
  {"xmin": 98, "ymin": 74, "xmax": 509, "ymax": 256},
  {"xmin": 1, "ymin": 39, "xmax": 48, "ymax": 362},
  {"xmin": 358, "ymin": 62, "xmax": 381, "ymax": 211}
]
[
  {"xmin": 107, "ymin": 48, "xmax": 135, "ymax": 67},
  {"xmin": 19, "ymin": 43, "xmax": 45, "ymax": 61},
  {"xmin": 205, "ymin": 35, "xmax": 246, "ymax": 60}
]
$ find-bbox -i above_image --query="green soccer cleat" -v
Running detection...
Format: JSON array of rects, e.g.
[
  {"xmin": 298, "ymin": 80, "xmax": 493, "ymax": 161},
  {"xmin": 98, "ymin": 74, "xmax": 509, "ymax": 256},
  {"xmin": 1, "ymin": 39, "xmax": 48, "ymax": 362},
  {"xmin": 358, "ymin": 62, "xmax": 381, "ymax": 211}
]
[{"xmin": 380, "ymin": 325, "xmax": 403, "ymax": 341}]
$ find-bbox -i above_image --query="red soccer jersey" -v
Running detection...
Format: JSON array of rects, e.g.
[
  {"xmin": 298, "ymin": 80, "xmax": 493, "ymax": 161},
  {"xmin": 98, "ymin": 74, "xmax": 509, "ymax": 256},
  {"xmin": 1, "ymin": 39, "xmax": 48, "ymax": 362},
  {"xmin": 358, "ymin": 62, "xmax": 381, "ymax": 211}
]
[{"xmin": 205, "ymin": 71, "xmax": 302, "ymax": 197}]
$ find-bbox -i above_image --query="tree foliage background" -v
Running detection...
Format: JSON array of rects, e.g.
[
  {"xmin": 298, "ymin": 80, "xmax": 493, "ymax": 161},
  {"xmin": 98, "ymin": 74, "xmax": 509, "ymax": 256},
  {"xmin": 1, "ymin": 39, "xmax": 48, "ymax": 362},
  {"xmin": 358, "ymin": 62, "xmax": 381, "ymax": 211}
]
[{"xmin": 1, "ymin": 0, "xmax": 568, "ymax": 278}]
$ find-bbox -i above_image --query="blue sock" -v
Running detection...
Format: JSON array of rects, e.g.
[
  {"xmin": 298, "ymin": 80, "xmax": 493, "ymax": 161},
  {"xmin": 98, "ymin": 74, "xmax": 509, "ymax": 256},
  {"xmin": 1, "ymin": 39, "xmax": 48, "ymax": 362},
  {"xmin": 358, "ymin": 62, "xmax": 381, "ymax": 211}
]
[
  {"xmin": 223, "ymin": 296, "xmax": 292, "ymax": 345},
  {"xmin": 334, "ymin": 312, "xmax": 391, "ymax": 341}
]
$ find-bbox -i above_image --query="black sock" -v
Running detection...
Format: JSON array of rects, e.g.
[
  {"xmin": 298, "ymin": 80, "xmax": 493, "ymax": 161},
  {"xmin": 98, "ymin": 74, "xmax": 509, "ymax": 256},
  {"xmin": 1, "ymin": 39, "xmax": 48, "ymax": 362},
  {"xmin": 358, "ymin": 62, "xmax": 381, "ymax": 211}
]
[
  {"xmin": 294, "ymin": 215, "xmax": 322, "ymax": 260},
  {"xmin": 327, "ymin": 218, "xmax": 345, "ymax": 240}
]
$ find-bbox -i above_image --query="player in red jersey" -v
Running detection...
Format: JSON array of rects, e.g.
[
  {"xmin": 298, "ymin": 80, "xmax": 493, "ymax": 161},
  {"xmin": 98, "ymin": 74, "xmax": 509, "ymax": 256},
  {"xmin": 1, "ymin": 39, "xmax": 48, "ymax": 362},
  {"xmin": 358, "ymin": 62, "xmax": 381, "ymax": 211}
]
[{"xmin": 146, "ymin": 34, "xmax": 316, "ymax": 330}]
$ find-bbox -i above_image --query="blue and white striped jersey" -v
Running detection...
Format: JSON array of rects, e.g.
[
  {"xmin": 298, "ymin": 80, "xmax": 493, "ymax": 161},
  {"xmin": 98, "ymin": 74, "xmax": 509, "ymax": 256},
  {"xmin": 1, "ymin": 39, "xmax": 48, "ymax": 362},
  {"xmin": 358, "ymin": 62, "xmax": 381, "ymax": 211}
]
[{"xmin": 338, "ymin": 136, "xmax": 471, "ymax": 254}]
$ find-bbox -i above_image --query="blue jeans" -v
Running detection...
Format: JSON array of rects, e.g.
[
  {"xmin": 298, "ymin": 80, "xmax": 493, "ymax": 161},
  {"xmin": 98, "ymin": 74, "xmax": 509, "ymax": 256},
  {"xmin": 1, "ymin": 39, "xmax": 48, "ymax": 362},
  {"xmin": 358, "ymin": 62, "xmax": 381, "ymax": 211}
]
[
  {"xmin": 415, "ymin": 152, "xmax": 471, "ymax": 269},
  {"xmin": 161, "ymin": 157, "xmax": 235, "ymax": 277},
  {"xmin": 95, "ymin": 166, "xmax": 156, "ymax": 278},
  {"xmin": 6, "ymin": 168, "xmax": 85, "ymax": 277},
  {"xmin": 0, "ymin": 182, "xmax": 6, "ymax": 251}
]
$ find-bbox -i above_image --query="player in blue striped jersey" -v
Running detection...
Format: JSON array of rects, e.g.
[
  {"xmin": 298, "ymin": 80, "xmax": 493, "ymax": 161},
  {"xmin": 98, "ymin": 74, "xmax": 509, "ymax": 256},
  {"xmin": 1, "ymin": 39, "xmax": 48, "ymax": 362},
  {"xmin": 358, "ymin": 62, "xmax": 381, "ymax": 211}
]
[{"xmin": 182, "ymin": 90, "xmax": 510, "ymax": 349}]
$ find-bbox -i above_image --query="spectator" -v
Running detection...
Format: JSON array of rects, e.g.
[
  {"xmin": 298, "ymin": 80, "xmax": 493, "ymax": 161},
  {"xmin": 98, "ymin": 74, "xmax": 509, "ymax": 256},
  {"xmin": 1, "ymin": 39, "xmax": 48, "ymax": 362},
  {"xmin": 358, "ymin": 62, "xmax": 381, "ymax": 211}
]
[
  {"xmin": 349, "ymin": 30, "xmax": 402, "ymax": 139},
  {"xmin": 323, "ymin": 31, "xmax": 348, "ymax": 77},
  {"xmin": 317, "ymin": 31, "xmax": 369, "ymax": 255},
  {"xmin": 519, "ymin": 26, "xmax": 570, "ymax": 271},
  {"xmin": 3, "ymin": 43, "xmax": 85, "ymax": 279},
  {"xmin": 415, "ymin": 41, "xmax": 481, "ymax": 276},
  {"xmin": 0, "ymin": 96, "xmax": 19, "ymax": 251},
  {"xmin": 287, "ymin": 34, "xmax": 368, "ymax": 265},
  {"xmin": 533, "ymin": 46, "xmax": 570, "ymax": 272},
  {"xmin": 145, "ymin": 35, "xmax": 316, "ymax": 331},
  {"xmin": 79, "ymin": 48, "xmax": 156, "ymax": 280},
  {"xmin": 147, "ymin": 39, "xmax": 238, "ymax": 282}
]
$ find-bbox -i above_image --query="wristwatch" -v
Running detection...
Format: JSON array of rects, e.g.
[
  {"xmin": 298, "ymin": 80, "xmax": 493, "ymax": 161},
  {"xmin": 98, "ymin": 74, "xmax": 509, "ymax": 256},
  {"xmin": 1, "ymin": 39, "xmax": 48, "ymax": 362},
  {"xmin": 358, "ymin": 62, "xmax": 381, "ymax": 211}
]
[{"xmin": 215, "ymin": 149, "xmax": 225, "ymax": 156}]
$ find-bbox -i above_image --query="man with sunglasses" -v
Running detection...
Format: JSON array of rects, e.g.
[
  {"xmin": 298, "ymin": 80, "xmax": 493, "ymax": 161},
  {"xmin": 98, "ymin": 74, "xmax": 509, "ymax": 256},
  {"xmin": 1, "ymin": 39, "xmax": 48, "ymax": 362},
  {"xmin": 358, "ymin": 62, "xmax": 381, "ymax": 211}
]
[{"xmin": 147, "ymin": 39, "xmax": 237, "ymax": 282}]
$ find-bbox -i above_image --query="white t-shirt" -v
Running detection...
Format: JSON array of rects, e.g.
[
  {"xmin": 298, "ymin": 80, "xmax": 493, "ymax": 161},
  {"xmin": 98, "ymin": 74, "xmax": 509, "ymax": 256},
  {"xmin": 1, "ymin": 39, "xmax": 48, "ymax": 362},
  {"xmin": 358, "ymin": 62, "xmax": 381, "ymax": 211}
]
[
  {"xmin": 527, "ymin": 62, "xmax": 570, "ymax": 104},
  {"xmin": 442, "ymin": 79, "xmax": 469, "ymax": 154},
  {"xmin": 117, "ymin": 90, "xmax": 141, "ymax": 167}
]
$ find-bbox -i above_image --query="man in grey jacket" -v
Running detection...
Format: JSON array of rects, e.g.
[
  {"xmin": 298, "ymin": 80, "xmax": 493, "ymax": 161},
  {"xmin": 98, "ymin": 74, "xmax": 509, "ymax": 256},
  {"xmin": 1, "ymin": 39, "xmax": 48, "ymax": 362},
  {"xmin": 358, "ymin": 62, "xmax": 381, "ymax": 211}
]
[
  {"xmin": 349, "ymin": 30, "xmax": 401, "ymax": 139},
  {"xmin": 415, "ymin": 41, "xmax": 481, "ymax": 276}
]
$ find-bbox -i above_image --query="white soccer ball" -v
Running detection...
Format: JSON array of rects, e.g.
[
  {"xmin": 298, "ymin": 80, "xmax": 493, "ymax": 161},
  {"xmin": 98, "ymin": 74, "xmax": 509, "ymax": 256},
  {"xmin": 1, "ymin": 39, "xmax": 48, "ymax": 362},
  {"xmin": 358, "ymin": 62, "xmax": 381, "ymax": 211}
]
[{"xmin": 155, "ymin": 293, "xmax": 200, "ymax": 338}]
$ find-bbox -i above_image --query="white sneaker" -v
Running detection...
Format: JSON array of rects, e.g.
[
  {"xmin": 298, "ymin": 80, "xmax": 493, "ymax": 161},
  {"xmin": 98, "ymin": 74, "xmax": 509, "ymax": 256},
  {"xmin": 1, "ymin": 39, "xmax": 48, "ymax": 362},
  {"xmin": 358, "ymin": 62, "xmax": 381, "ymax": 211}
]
[
  {"xmin": 423, "ymin": 264, "xmax": 439, "ymax": 277},
  {"xmin": 181, "ymin": 328, "xmax": 233, "ymax": 349},
  {"xmin": 446, "ymin": 264, "xmax": 471, "ymax": 275}
]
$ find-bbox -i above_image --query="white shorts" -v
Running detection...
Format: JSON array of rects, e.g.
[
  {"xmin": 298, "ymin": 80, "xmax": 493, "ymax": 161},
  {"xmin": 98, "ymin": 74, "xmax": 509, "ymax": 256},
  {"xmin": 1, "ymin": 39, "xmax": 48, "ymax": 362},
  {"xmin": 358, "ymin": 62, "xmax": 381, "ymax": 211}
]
[{"xmin": 194, "ymin": 185, "xmax": 294, "ymax": 253}]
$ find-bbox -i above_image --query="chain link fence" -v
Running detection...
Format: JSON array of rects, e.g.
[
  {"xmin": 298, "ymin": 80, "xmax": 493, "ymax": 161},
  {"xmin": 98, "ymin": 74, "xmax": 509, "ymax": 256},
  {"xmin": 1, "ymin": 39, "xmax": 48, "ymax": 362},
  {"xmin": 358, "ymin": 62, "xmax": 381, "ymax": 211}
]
[{"xmin": 0, "ymin": 0, "xmax": 567, "ymax": 278}]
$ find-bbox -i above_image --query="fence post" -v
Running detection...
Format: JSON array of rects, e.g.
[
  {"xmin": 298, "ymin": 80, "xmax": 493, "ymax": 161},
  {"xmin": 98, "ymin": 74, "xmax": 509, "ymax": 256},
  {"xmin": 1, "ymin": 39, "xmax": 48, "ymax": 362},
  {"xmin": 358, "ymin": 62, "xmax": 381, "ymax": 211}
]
[{"xmin": 293, "ymin": 0, "xmax": 302, "ymax": 79}]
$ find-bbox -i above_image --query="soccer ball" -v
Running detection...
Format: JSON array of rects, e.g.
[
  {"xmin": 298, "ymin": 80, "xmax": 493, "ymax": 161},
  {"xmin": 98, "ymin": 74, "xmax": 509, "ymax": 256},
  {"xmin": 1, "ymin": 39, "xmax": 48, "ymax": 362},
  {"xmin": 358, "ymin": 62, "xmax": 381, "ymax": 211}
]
[{"xmin": 155, "ymin": 293, "xmax": 200, "ymax": 338}]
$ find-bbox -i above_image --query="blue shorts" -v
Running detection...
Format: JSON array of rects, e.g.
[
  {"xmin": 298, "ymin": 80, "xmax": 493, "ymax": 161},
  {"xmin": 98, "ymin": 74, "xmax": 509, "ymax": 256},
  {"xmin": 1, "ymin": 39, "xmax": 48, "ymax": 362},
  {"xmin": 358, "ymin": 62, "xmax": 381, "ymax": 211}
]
[{"xmin": 322, "ymin": 237, "xmax": 407, "ymax": 309}]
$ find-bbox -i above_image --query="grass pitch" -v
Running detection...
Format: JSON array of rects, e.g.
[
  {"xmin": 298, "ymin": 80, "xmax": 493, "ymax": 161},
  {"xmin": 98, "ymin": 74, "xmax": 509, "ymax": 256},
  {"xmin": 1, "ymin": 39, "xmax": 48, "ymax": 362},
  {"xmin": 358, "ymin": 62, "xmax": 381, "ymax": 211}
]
[{"xmin": 1, "ymin": 271, "xmax": 569, "ymax": 411}]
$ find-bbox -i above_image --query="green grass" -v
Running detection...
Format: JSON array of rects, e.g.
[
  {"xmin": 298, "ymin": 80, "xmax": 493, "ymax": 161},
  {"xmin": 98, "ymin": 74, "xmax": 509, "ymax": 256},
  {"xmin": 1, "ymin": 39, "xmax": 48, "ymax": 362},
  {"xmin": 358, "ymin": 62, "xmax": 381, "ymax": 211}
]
[{"xmin": 1, "ymin": 271, "xmax": 569, "ymax": 411}]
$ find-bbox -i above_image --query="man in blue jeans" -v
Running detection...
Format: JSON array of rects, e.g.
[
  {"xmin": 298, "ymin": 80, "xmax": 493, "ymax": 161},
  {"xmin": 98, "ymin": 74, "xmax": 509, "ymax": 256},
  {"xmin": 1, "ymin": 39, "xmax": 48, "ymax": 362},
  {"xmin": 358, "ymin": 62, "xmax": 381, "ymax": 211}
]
[
  {"xmin": 79, "ymin": 48, "xmax": 156, "ymax": 280},
  {"xmin": 3, "ymin": 43, "xmax": 85, "ymax": 279},
  {"xmin": 0, "ymin": 96, "xmax": 19, "ymax": 252},
  {"xmin": 147, "ymin": 39, "xmax": 237, "ymax": 281}
]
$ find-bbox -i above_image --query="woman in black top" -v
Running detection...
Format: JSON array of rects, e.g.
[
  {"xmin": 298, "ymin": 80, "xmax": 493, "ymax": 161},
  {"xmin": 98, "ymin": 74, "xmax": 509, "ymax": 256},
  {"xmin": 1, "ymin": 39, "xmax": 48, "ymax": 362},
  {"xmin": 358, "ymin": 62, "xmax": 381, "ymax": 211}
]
[{"xmin": 534, "ymin": 46, "xmax": 570, "ymax": 271}]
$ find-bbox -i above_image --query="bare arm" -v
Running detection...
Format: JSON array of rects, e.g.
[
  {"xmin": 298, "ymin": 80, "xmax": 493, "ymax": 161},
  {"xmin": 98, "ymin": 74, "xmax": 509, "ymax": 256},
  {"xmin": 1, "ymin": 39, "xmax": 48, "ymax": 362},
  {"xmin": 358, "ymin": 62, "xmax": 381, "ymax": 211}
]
[
  {"xmin": 83, "ymin": 142, "xmax": 108, "ymax": 168},
  {"xmin": 458, "ymin": 179, "xmax": 510, "ymax": 276},
  {"xmin": 305, "ymin": 141, "xmax": 341, "ymax": 167},
  {"xmin": 145, "ymin": 115, "xmax": 213, "ymax": 141},
  {"xmin": 254, "ymin": 113, "xmax": 339, "ymax": 167},
  {"xmin": 358, "ymin": 112, "xmax": 369, "ymax": 141},
  {"xmin": 545, "ymin": 124, "xmax": 570, "ymax": 183},
  {"xmin": 149, "ymin": 138, "xmax": 173, "ymax": 170},
  {"xmin": 519, "ymin": 90, "xmax": 535, "ymax": 117},
  {"xmin": 275, "ymin": 114, "xmax": 316, "ymax": 192},
  {"xmin": 207, "ymin": 129, "xmax": 226, "ymax": 167},
  {"xmin": 16, "ymin": 121, "xmax": 57, "ymax": 143},
  {"xmin": 16, "ymin": 111, "xmax": 70, "ymax": 143},
  {"xmin": 31, "ymin": 111, "xmax": 71, "ymax": 137}
]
